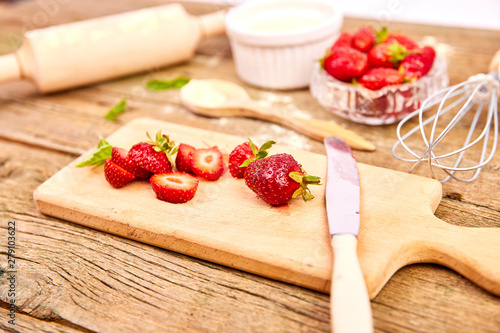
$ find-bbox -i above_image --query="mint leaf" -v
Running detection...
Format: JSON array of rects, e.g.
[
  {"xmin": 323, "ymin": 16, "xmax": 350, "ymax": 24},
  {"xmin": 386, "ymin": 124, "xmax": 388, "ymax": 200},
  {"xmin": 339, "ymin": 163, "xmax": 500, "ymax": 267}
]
[
  {"xmin": 105, "ymin": 99, "xmax": 126, "ymax": 121},
  {"xmin": 76, "ymin": 138, "xmax": 112, "ymax": 167},
  {"xmin": 146, "ymin": 77, "xmax": 190, "ymax": 90}
]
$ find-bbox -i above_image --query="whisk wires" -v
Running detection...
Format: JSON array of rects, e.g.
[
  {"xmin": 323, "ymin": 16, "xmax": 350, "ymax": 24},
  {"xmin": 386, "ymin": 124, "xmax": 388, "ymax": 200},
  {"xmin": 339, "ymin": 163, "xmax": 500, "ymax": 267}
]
[{"xmin": 393, "ymin": 73, "xmax": 499, "ymax": 183}]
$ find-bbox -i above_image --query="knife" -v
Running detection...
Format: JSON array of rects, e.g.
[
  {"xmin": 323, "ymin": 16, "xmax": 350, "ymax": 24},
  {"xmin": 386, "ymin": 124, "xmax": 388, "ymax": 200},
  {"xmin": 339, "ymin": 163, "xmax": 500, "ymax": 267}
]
[{"xmin": 324, "ymin": 136, "xmax": 373, "ymax": 333}]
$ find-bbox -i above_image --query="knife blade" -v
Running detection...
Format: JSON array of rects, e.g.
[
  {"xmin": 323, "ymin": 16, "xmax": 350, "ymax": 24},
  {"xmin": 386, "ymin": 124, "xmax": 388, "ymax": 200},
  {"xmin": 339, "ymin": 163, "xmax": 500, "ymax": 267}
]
[{"xmin": 324, "ymin": 136, "xmax": 373, "ymax": 333}]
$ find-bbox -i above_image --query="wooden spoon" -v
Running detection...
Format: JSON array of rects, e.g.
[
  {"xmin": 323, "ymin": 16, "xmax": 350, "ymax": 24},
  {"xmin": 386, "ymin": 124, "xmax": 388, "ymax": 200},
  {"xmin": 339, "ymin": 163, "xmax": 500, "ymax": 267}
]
[{"xmin": 180, "ymin": 79, "xmax": 375, "ymax": 151}]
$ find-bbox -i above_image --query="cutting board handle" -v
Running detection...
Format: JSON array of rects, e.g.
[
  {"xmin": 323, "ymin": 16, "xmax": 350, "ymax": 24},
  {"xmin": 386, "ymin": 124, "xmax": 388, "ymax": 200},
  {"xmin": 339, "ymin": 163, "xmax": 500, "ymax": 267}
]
[
  {"xmin": 362, "ymin": 212, "xmax": 500, "ymax": 299},
  {"xmin": 419, "ymin": 216, "xmax": 500, "ymax": 296}
]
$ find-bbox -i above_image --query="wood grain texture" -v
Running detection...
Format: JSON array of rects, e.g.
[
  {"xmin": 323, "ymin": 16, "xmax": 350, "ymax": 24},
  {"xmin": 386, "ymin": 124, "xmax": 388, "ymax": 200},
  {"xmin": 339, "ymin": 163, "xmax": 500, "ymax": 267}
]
[{"xmin": 0, "ymin": 1, "xmax": 499, "ymax": 332}]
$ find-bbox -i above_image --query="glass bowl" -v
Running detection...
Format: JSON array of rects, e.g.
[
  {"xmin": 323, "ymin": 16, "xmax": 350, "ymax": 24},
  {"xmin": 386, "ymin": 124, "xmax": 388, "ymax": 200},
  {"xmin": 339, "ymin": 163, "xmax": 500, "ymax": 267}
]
[{"xmin": 309, "ymin": 56, "xmax": 449, "ymax": 125}]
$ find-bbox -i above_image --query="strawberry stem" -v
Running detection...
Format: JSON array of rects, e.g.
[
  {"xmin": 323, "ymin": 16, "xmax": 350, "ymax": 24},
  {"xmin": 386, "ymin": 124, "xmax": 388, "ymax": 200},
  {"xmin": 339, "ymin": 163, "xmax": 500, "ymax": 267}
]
[
  {"xmin": 289, "ymin": 170, "xmax": 322, "ymax": 202},
  {"xmin": 146, "ymin": 130, "xmax": 178, "ymax": 167}
]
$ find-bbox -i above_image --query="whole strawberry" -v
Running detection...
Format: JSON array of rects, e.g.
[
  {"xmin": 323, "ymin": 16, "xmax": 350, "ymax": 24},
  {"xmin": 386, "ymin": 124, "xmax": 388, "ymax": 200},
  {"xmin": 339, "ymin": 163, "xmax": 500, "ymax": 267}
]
[
  {"xmin": 358, "ymin": 67, "xmax": 404, "ymax": 90},
  {"xmin": 352, "ymin": 26, "xmax": 376, "ymax": 52},
  {"xmin": 323, "ymin": 47, "xmax": 368, "ymax": 82},
  {"xmin": 129, "ymin": 131, "xmax": 177, "ymax": 174},
  {"xmin": 367, "ymin": 40, "xmax": 408, "ymax": 68},
  {"xmin": 244, "ymin": 153, "xmax": 320, "ymax": 206},
  {"xmin": 330, "ymin": 31, "xmax": 353, "ymax": 50},
  {"xmin": 385, "ymin": 33, "xmax": 419, "ymax": 51},
  {"xmin": 399, "ymin": 46, "xmax": 436, "ymax": 81},
  {"xmin": 228, "ymin": 139, "xmax": 274, "ymax": 179}
]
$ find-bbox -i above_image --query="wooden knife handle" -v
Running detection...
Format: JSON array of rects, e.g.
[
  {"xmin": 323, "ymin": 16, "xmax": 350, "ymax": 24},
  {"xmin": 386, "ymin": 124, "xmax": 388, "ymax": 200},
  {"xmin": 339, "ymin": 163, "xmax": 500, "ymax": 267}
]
[{"xmin": 331, "ymin": 234, "xmax": 373, "ymax": 333}]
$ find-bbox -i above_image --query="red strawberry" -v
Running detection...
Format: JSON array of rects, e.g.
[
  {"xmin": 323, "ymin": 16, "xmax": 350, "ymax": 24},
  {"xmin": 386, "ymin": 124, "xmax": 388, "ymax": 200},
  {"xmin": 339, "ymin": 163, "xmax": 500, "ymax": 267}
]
[
  {"xmin": 228, "ymin": 139, "xmax": 275, "ymax": 179},
  {"xmin": 104, "ymin": 158, "xmax": 136, "ymax": 188},
  {"xmin": 112, "ymin": 147, "xmax": 152, "ymax": 179},
  {"xmin": 244, "ymin": 153, "xmax": 320, "ymax": 206},
  {"xmin": 330, "ymin": 31, "xmax": 353, "ymax": 50},
  {"xmin": 385, "ymin": 33, "xmax": 419, "ymax": 50},
  {"xmin": 191, "ymin": 147, "xmax": 224, "ymax": 181},
  {"xmin": 399, "ymin": 46, "xmax": 436, "ymax": 81},
  {"xmin": 128, "ymin": 131, "xmax": 177, "ymax": 174},
  {"xmin": 352, "ymin": 26, "xmax": 376, "ymax": 52},
  {"xmin": 323, "ymin": 47, "xmax": 368, "ymax": 81},
  {"xmin": 358, "ymin": 67, "xmax": 404, "ymax": 90},
  {"xmin": 150, "ymin": 172, "xmax": 199, "ymax": 204},
  {"xmin": 367, "ymin": 40, "xmax": 408, "ymax": 68},
  {"xmin": 229, "ymin": 142, "xmax": 255, "ymax": 179},
  {"xmin": 175, "ymin": 143, "xmax": 195, "ymax": 173}
]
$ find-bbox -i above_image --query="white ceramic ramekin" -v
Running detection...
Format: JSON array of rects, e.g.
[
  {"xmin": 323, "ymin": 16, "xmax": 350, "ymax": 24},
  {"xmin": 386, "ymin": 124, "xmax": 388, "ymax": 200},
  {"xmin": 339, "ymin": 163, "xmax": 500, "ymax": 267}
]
[{"xmin": 225, "ymin": 0, "xmax": 343, "ymax": 90}]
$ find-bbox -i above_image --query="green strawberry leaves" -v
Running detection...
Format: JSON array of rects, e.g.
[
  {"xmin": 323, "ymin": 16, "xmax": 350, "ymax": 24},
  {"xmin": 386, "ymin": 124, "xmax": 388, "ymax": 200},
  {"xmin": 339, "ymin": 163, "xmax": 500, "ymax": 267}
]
[
  {"xmin": 387, "ymin": 41, "xmax": 409, "ymax": 65},
  {"xmin": 289, "ymin": 171, "xmax": 322, "ymax": 202},
  {"xmin": 146, "ymin": 77, "xmax": 190, "ymax": 90},
  {"xmin": 146, "ymin": 130, "xmax": 178, "ymax": 168},
  {"xmin": 240, "ymin": 139, "xmax": 276, "ymax": 168},
  {"xmin": 375, "ymin": 26, "xmax": 389, "ymax": 45},
  {"xmin": 76, "ymin": 138, "xmax": 113, "ymax": 167},
  {"xmin": 105, "ymin": 99, "xmax": 127, "ymax": 121}
]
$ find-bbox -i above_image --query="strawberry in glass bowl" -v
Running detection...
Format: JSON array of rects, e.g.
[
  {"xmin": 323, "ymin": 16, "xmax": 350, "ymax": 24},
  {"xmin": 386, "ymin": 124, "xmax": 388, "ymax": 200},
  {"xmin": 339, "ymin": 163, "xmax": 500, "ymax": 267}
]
[{"xmin": 310, "ymin": 26, "xmax": 449, "ymax": 125}]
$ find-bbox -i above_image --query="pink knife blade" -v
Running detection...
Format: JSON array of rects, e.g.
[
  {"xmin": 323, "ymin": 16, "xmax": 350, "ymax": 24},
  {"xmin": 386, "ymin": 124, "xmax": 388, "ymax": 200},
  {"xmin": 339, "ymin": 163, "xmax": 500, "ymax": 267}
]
[
  {"xmin": 324, "ymin": 136, "xmax": 373, "ymax": 333},
  {"xmin": 325, "ymin": 136, "xmax": 361, "ymax": 236}
]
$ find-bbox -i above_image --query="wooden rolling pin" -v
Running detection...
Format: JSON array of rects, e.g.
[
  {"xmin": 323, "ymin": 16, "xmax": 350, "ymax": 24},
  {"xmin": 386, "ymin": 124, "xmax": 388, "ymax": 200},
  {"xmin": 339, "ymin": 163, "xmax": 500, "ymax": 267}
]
[{"xmin": 0, "ymin": 3, "xmax": 226, "ymax": 93}]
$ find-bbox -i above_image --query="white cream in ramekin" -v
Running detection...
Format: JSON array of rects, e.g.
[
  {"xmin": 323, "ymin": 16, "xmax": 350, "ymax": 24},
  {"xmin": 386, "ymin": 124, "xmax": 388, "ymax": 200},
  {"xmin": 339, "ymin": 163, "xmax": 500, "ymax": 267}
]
[{"xmin": 225, "ymin": 0, "xmax": 343, "ymax": 90}]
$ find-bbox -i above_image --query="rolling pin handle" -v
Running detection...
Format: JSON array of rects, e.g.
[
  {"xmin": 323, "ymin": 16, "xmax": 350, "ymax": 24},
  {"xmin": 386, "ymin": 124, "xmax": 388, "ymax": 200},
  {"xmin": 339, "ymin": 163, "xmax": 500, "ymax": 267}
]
[
  {"xmin": 0, "ymin": 53, "xmax": 22, "ymax": 84},
  {"xmin": 198, "ymin": 10, "xmax": 227, "ymax": 38}
]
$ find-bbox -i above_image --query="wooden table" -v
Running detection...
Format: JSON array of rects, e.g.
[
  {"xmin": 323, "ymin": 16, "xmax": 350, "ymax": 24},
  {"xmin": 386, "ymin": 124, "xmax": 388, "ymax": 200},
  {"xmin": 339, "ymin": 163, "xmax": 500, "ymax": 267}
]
[{"xmin": 1, "ymin": 1, "xmax": 499, "ymax": 332}]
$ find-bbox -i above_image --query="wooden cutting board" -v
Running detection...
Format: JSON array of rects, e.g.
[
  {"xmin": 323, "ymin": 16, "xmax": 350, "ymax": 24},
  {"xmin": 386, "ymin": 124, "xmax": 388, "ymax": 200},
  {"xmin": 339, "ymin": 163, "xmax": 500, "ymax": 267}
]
[{"xmin": 34, "ymin": 118, "xmax": 500, "ymax": 299}]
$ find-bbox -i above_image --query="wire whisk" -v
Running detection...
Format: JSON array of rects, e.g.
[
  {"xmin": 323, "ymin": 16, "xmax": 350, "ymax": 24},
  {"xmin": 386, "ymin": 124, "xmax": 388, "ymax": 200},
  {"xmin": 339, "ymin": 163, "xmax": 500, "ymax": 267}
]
[{"xmin": 392, "ymin": 60, "xmax": 499, "ymax": 183}]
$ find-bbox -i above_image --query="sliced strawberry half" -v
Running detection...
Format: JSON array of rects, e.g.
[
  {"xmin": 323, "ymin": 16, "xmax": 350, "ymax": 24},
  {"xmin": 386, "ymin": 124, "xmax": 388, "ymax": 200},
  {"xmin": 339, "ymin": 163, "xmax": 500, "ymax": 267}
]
[
  {"xmin": 191, "ymin": 147, "xmax": 224, "ymax": 181},
  {"xmin": 175, "ymin": 143, "xmax": 195, "ymax": 173},
  {"xmin": 150, "ymin": 172, "xmax": 199, "ymax": 204},
  {"xmin": 104, "ymin": 158, "xmax": 137, "ymax": 188},
  {"xmin": 112, "ymin": 147, "xmax": 152, "ymax": 179}
]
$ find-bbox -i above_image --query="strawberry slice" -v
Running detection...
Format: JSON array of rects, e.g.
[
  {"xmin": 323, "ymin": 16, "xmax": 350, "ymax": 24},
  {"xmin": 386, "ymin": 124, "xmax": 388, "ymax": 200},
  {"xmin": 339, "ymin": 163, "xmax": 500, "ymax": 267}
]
[
  {"xmin": 352, "ymin": 26, "xmax": 376, "ymax": 52},
  {"xmin": 191, "ymin": 147, "xmax": 224, "ymax": 181},
  {"xmin": 175, "ymin": 143, "xmax": 195, "ymax": 173},
  {"xmin": 129, "ymin": 131, "xmax": 177, "ymax": 174},
  {"xmin": 150, "ymin": 172, "xmax": 199, "ymax": 203},
  {"xmin": 104, "ymin": 158, "xmax": 136, "ymax": 188},
  {"xmin": 323, "ymin": 47, "xmax": 368, "ymax": 82},
  {"xmin": 112, "ymin": 147, "xmax": 152, "ymax": 179},
  {"xmin": 358, "ymin": 67, "xmax": 404, "ymax": 90}
]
